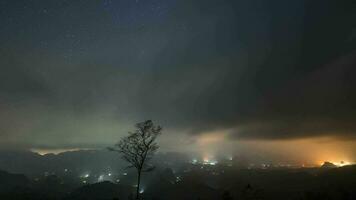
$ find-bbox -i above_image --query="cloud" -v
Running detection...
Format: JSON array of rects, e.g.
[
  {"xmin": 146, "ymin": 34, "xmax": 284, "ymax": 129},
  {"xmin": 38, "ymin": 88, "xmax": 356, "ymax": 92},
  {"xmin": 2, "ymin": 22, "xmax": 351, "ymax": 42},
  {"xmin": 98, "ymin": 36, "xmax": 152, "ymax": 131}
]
[{"xmin": 0, "ymin": 0, "xmax": 355, "ymax": 149}]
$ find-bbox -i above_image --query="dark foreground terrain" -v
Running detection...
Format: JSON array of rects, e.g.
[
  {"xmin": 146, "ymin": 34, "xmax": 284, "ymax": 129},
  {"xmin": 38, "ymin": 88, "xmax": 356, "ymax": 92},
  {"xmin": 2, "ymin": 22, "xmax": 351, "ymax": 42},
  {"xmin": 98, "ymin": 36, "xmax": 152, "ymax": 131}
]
[{"xmin": 0, "ymin": 164, "xmax": 355, "ymax": 200}]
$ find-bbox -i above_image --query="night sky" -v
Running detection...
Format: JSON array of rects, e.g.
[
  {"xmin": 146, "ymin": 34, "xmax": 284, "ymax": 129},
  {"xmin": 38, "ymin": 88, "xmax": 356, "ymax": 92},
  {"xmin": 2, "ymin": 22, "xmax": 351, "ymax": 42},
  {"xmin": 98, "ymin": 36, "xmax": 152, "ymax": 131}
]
[{"xmin": 1, "ymin": 0, "xmax": 356, "ymax": 163}]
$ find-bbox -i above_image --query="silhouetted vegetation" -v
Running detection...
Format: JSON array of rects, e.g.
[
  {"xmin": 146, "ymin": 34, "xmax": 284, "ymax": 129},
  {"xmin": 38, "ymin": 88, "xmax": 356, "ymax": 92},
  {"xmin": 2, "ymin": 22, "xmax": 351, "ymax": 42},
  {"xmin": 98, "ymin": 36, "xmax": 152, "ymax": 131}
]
[{"xmin": 109, "ymin": 120, "xmax": 162, "ymax": 200}]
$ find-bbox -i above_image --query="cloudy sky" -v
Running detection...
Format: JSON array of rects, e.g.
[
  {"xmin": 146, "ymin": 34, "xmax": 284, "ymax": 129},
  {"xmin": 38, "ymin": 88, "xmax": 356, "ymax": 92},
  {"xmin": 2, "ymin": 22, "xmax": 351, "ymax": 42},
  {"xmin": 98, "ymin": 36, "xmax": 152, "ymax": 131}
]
[{"xmin": 1, "ymin": 0, "xmax": 356, "ymax": 163}]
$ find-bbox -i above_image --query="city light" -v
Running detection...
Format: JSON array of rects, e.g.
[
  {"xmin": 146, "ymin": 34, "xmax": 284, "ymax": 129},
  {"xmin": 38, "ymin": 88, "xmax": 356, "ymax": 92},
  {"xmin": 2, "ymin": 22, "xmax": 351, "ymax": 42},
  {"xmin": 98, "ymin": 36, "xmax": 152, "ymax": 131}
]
[
  {"xmin": 203, "ymin": 158, "xmax": 218, "ymax": 166},
  {"xmin": 337, "ymin": 161, "xmax": 351, "ymax": 167},
  {"xmin": 98, "ymin": 175, "xmax": 104, "ymax": 182},
  {"xmin": 333, "ymin": 161, "xmax": 352, "ymax": 167},
  {"xmin": 175, "ymin": 176, "xmax": 181, "ymax": 182},
  {"xmin": 81, "ymin": 173, "xmax": 90, "ymax": 178}
]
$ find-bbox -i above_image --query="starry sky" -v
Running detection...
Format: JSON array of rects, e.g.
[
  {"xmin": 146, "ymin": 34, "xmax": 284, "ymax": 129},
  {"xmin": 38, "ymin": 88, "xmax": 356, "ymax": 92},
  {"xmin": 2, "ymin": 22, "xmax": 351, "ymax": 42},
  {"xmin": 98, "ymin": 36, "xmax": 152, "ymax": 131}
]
[{"xmin": 1, "ymin": 0, "xmax": 356, "ymax": 162}]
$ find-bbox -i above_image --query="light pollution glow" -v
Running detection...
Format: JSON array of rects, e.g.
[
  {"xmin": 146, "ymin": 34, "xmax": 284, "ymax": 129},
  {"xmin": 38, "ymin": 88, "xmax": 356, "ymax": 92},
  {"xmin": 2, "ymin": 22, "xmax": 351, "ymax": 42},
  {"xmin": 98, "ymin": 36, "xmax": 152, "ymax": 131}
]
[
  {"xmin": 29, "ymin": 131, "xmax": 356, "ymax": 167},
  {"xmin": 30, "ymin": 148, "xmax": 93, "ymax": 155},
  {"xmin": 193, "ymin": 131, "xmax": 356, "ymax": 167}
]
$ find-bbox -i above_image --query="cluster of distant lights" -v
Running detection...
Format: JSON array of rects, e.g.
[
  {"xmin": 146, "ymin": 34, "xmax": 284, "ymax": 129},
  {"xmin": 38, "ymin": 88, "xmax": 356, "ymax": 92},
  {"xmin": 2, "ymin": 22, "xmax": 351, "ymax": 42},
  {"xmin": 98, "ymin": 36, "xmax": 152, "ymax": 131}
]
[
  {"xmin": 32, "ymin": 157, "xmax": 355, "ymax": 198},
  {"xmin": 39, "ymin": 157, "xmax": 355, "ymax": 186},
  {"xmin": 190, "ymin": 156, "xmax": 234, "ymax": 166},
  {"xmin": 78, "ymin": 171, "xmax": 147, "ymax": 193},
  {"xmin": 191, "ymin": 156, "xmax": 355, "ymax": 169},
  {"xmin": 191, "ymin": 158, "xmax": 218, "ymax": 166},
  {"xmin": 79, "ymin": 172, "xmax": 127, "ymax": 184}
]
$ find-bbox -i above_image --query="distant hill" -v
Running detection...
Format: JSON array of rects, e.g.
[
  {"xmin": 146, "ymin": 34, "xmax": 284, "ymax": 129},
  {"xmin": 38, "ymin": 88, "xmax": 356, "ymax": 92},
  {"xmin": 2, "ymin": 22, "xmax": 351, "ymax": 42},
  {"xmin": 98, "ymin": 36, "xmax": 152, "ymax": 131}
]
[
  {"xmin": 319, "ymin": 164, "xmax": 356, "ymax": 186},
  {"xmin": 321, "ymin": 161, "xmax": 337, "ymax": 169},
  {"xmin": 0, "ymin": 150, "xmax": 188, "ymax": 178},
  {"xmin": 0, "ymin": 150, "xmax": 126, "ymax": 177},
  {"xmin": 0, "ymin": 170, "xmax": 29, "ymax": 192}
]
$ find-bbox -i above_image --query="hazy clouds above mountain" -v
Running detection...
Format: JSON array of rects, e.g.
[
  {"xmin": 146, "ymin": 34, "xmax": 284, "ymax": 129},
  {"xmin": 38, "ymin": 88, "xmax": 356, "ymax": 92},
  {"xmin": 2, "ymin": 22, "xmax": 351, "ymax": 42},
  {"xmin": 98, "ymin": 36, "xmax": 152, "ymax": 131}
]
[{"xmin": 0, "ymin": 0, "xmax": 356, "ymax": 150}]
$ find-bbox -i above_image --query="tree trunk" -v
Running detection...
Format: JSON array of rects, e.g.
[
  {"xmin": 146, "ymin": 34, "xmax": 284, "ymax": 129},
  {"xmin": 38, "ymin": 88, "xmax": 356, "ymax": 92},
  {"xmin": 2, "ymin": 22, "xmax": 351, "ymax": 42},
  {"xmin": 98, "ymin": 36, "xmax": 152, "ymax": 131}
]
[{"xmin": 136, "ymin": 170, "xmax": 141, "ymax": 200}]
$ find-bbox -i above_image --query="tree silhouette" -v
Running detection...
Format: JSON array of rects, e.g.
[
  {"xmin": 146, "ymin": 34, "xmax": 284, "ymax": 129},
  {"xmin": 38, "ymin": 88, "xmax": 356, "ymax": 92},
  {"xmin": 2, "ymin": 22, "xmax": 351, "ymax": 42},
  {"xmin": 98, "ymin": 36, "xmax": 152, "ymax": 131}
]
[{"xmin": 109, "ymin": 120, "xmax": 162, "ymax": 200}]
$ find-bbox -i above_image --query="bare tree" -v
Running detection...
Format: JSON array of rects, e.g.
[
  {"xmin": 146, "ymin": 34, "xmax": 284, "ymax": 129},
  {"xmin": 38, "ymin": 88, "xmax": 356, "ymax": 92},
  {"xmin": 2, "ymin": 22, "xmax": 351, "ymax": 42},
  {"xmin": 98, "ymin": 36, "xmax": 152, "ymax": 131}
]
[{"xmin": 109, "ymin": 120, "xmax": 162, "ymax": 200}]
